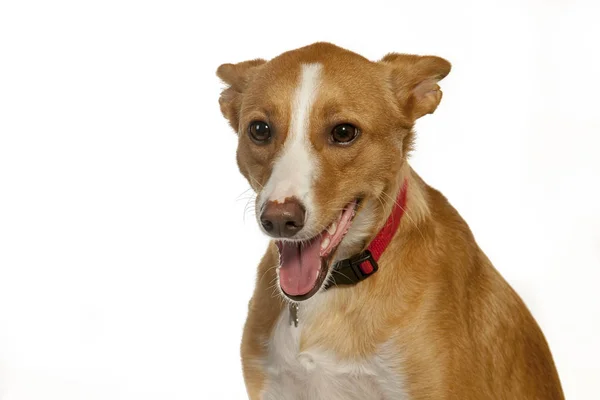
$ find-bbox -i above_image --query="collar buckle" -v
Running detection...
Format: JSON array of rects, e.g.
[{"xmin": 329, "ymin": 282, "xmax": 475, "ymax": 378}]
[{"xmin": 325, "ymin": 250, "xmax": 379, "ymax": 289}]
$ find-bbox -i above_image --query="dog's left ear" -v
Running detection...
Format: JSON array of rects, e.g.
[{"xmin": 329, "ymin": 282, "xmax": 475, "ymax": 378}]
[
  {"xmin": 380, "ymin": 53, "xmax": 451, "ymax": 120},
  {"xmin": 216, "ymin": 58, "xmax": 266, "ymax": 131}
]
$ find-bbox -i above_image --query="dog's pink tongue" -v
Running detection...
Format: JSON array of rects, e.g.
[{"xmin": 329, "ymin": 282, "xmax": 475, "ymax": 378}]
[{"xmin": 278, "ymin": 238, "xmax": 322, "ymax": 297}]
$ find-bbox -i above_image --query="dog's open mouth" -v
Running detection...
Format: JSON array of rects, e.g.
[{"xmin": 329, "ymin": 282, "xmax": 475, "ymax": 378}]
[{"xmin": 276, "ymin": 200, "xmax": 358, "ymax": 301}]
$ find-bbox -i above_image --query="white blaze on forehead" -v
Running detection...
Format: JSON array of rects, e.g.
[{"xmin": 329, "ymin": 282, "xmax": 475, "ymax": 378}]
[{"xmin": 259, "ymin": 63, "xmax": 322, "ymax": 212}]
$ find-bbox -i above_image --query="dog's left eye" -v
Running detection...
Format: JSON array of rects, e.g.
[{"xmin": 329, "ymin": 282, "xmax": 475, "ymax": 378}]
[
  {"xmin": 331, "ymin": 124, "xmax": 359, "ymax": 144},
  {"xmin": 248, "ymin": 121, "xmax": 271, "ymax": 144}
]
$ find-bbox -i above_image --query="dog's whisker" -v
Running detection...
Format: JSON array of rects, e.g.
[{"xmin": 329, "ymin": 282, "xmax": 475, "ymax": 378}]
[
  {"xmin": 258, "ymin": 264, "xmax": 279, "ymax": 285},
  {"xmin": 331, "ymin": 268, "xmax": 352, "ymax": 282},
  {"xmin": 380, "ymin": 190, "xmax": 426, "ymax": 242},
  {"xmin": 236, "ymin": 187, "xmax": 255, "ymax": 201},
  {"xmin": 247, "ymin": 173, "xmax": 264, "ymax": 190},
  {"xmin": 242, "ymin": 194, "xmax": 258, "ymax": 223}
]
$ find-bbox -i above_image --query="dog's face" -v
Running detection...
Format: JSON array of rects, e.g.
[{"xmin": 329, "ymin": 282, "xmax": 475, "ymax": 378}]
[{"xmin": 218, "ymin": 43, "xmax": 450, "ymax": 300}]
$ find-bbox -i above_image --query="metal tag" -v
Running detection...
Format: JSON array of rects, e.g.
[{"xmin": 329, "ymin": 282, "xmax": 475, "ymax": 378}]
[{"xmin": 289, "ymin": 303, "xmax": 299, "ymax": 327}]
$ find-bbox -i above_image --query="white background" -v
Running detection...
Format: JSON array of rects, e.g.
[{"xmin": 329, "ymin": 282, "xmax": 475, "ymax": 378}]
[{"xmin": 1, "ymin": 0, "xmax": 599, "ymax": 399}]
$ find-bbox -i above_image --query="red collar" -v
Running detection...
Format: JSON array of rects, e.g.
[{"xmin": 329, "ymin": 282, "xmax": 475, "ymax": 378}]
[{"xmin": 325, "ymin": 179, "xmax": 408, "ymax": 289}]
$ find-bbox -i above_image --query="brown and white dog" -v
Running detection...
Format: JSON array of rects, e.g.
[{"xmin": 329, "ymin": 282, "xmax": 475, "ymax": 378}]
[{"xmin": 217, "ymin": 43, "xmax": 564, "ymax": 400}]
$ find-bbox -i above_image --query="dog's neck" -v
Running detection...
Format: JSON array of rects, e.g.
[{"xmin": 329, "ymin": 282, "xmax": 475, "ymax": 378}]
[
  {"xmin": 394, "ymin": 163, "xmax": 431, "ymax": 232},
  {"xmin": 289, "ymin": 163, "xmax": 429, "ymax": 326}
]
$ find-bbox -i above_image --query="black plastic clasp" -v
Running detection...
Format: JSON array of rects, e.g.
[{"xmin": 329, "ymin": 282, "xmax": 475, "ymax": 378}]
[{"xmin": 325, "ymin": 250, "xmax": 379, "ymax": 289}]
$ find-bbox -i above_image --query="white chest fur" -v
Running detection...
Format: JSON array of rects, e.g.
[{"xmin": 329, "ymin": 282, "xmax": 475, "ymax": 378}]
[{"xmin": 260, "ymin": 305, "xmax": 408, "ymax": 400}]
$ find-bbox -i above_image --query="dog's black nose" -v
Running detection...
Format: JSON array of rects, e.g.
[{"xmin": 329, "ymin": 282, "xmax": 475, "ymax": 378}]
[{"xmin": 260, "ymin": 198, "xmax": 306, "ymax": 238}]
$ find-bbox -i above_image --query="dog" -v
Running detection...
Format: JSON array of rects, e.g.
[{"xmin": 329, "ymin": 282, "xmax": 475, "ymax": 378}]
[{"xmin": 216, "ymin": 42, "xmax": 564, "ymax": 400}]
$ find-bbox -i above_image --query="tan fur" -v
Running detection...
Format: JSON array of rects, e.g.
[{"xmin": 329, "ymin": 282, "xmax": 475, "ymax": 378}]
[{"xmin": 217, "ymin": 42, "xmax": 564, "ymax": 399}]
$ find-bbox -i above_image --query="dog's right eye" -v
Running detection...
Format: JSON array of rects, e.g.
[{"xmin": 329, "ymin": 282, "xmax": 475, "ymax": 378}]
[{"xmin": 248, "ymin": 121, "xmax": 271, "ymax": 144}]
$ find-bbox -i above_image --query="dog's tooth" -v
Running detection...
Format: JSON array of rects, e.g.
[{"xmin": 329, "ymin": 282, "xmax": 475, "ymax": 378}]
[
  {"xmin": 328, "ymin": 222, "xmax": 337, "ymax": 235},
  {"xmin": 321, "ymin": 237, "xmax": 330, "ymax": 250}
]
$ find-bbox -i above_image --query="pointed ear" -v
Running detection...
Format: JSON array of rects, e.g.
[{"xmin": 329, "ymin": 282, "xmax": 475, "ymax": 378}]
[
  {"xmin": 380, "ymin": 53, "xmax": 451, "ymax": 120},
  {"xmin": 216, "ymin": 58, "xmax": 266, "ymax": 131}
]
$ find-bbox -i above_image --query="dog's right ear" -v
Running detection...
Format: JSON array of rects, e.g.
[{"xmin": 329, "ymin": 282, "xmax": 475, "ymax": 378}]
[{"xmin": 216, "ymin": 59, "xmax": 266, "ymax": 131}]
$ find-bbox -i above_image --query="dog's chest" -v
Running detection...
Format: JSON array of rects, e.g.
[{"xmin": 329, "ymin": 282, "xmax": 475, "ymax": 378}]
[{"xmin": 260, "ymin": 306, "xmax": 408, "ymax": 400}]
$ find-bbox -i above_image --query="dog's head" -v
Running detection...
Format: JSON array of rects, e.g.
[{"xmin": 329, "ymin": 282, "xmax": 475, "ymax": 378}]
[{"xmin": 217, "ymin": 43, "xmax": 450, "ymax": 301}]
